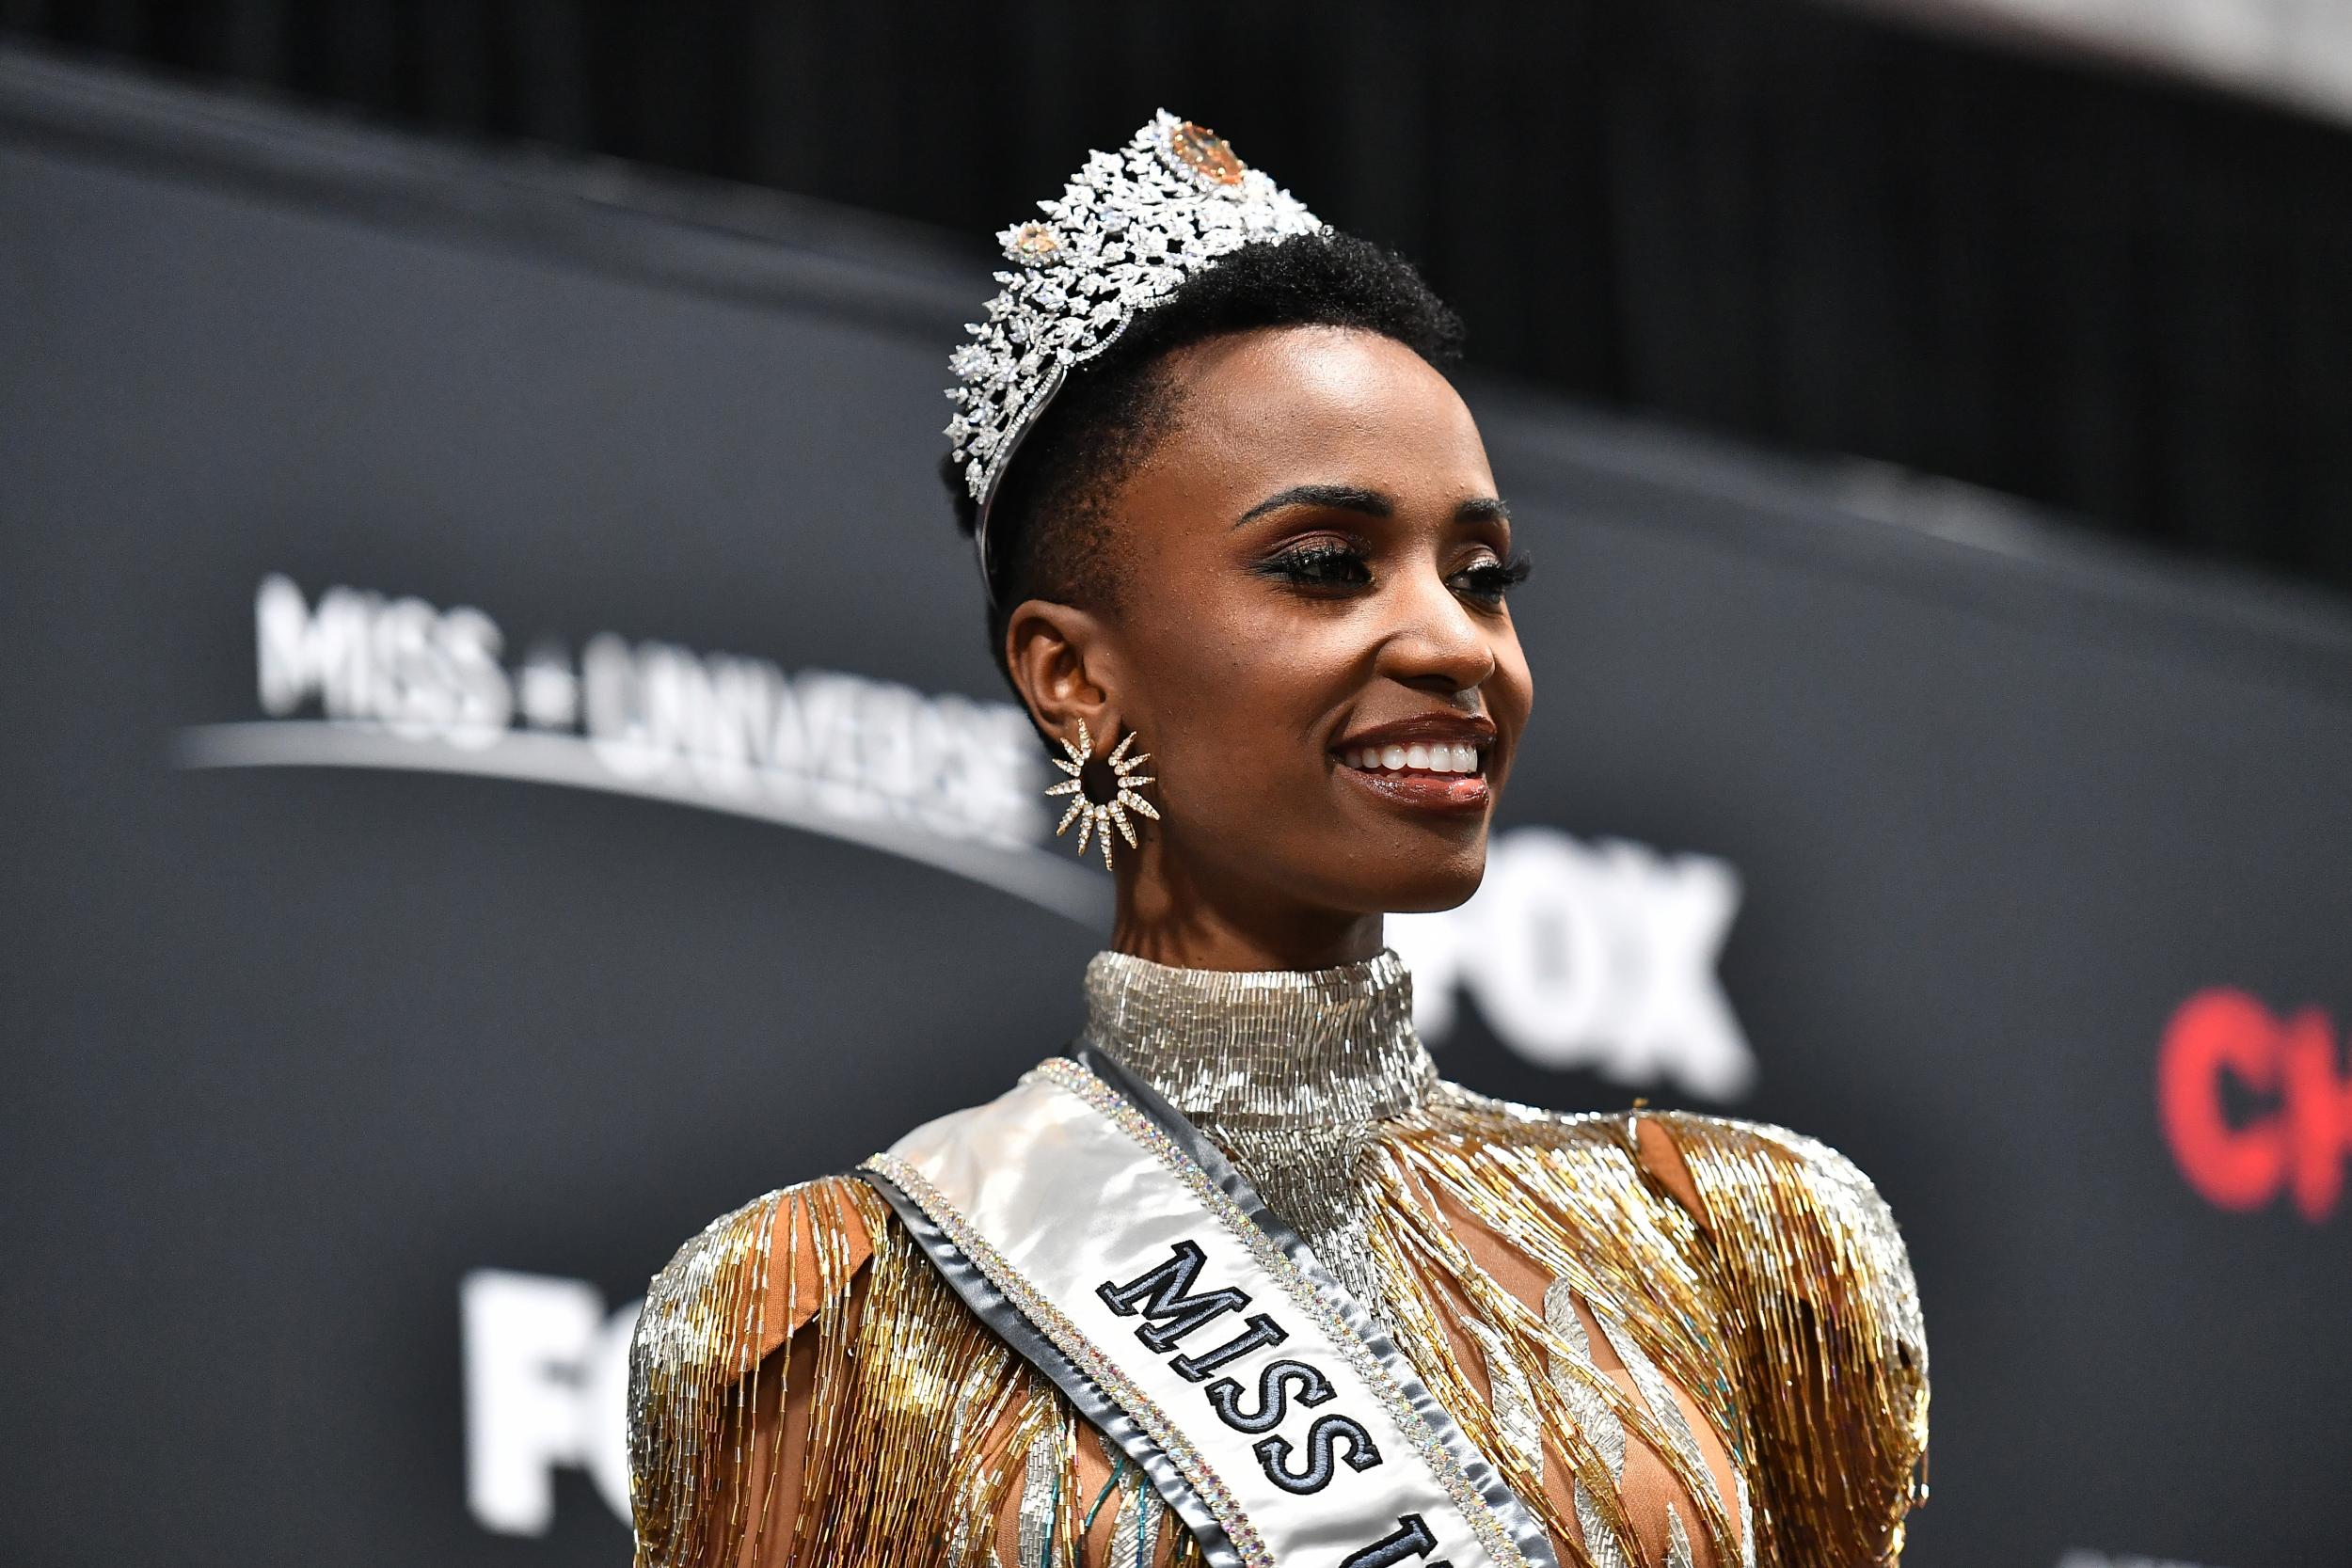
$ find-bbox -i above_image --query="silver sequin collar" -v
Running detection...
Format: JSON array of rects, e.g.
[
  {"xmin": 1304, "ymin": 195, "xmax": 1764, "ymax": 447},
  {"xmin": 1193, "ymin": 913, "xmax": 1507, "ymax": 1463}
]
[
  {"xmin": 1079, "ymin": 949, "xmax": 1435, "ymax": 1321},
  {"xmin": 1079, "ymin": 949, "xmax": 1436, "ymax": 1131}
]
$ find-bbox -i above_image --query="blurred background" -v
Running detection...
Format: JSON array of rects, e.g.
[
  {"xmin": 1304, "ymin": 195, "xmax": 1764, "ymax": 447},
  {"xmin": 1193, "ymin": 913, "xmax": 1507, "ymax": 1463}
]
[{"xmin": 3, "ymin": 5, "xmax": 2347, "ymax": 1567}]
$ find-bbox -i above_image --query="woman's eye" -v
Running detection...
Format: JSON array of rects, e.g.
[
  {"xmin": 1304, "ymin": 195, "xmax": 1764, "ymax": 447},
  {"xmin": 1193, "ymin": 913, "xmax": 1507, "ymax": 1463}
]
[
  {"xmin": 1258, "ymin": 542, "xmax": 1374, "ymax": 591},
  {"xmin": 1451, "ymin": 551, "xmax": 1534, "ymax": 605}
]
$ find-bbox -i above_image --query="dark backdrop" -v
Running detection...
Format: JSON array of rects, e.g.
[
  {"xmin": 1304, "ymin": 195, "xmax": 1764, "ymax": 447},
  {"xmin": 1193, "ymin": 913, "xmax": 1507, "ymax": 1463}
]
[
  {"xmin": 5, "ymin": 0, "xmax": 2351, "ymax": 600},
  {"xmin": 6, "ymin": 46, "xmax": 2352, "ymax": 1568}
]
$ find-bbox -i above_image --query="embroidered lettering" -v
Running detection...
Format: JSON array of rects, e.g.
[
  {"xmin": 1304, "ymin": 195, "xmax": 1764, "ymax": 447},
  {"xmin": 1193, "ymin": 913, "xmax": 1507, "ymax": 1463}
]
[
  {"xmin": 1253, "ymin": 1414, "xmax": 1382, "ymax": 1496},
  {"xmin": 1097, "ymin": 1240, "xmax": 1249, "ymax": 1352},
  {"xmin": 1169, "ymin": 1311, "xmax": 1287, "ymax": 1382},
  {"xmin": 1340, "ymin": 1513, "xmax": 1451, "ymax": 1568},
  {"xmin": 1094, "ymin": 1240, "xmax": 1388, "ymax": 1501},
  {"xmin": 1204, "ymin": 1358, "xmax": 1334, "ymax": 1434}
]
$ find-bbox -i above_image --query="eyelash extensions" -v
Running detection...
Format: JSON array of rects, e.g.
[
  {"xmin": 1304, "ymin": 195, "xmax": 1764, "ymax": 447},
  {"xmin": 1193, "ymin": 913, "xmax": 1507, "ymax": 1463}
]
[
  {"xmin": 1253, "ymin": 542, "xmax": 1534, "ymax": 603},
  {"xmin": 1256, "ymin": 539, "xmax": 1374, "ymax": 588},
  {"xmin": 1456, "ymin": 552, "xmax": 1534, "ymax": 604}
]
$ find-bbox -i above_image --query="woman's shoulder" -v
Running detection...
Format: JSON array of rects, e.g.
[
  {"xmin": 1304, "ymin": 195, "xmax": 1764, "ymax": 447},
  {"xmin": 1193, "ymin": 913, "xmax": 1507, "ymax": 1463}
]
[
  {"xmin": 1430, "ymin": 1082, "xmax": 1911, "ymax": 1252},
  {"xmin": 1644, "ymin": 1112, "xmax": 1931, "ymax": 1558},
  {"xmin": 628, "ymin": 1177, "xmax": 957, "ymax": 1568},
  {"xmin": 632, "ymin": 1174, "xmax": 886, "ymax": 1381},
  {"xmin": 1638, "ymin": 1110, "xmax": 1921, "ymax": 1317}
]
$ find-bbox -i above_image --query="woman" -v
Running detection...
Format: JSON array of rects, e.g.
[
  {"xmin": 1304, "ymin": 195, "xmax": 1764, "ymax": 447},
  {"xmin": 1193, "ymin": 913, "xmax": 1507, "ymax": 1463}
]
[{"xmin": 629, "ymin": 113, "xmax": 1928, "ymax": 1568}]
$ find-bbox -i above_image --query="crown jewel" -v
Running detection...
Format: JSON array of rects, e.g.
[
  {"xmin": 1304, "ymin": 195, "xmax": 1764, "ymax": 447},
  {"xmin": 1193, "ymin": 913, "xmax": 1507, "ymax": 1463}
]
[{"xmin": 946, "ymin": 111, "xmax": 1326, "ymax": 591}]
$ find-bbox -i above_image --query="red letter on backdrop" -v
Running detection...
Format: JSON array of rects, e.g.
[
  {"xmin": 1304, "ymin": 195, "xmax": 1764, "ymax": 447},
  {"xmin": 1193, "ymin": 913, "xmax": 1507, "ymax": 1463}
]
[
  {"xmin": 2159, "ymin": 990, "xmax": 2290, "ymax": 1212},
  {"xmin": 2158, "ymin": 988, "xmax": 2347, "ymax": 1221}
]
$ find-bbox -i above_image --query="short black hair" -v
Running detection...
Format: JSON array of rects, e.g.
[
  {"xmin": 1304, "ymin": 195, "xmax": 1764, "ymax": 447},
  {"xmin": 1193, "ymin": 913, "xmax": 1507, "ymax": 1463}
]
[{"xmin": 942, "ymin": 229, "xmax": 1465, "ymax": 673}]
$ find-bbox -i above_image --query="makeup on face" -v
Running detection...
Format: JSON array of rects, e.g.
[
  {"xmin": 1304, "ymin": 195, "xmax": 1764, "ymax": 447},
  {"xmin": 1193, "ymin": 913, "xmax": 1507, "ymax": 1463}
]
[{"xmin": 1063, "ymin": 325, "xmax": 1533, "ymax": 930}]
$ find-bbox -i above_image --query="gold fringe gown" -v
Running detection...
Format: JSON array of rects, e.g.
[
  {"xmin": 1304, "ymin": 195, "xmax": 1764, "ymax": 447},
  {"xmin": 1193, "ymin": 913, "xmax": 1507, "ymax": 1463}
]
[{"xmin": 628, "ymin": 951, "xmax": 1929, "ymax": 1568}]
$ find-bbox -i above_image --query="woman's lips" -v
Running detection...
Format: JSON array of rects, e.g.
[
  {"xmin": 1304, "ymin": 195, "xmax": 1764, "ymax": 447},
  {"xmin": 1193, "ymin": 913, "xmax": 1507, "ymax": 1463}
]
[
  {"xmin": 1333, "ymin": 739, "xmax": 1493, "ymax": 813},
  {"xmin": 1343, "ymin": 768, "xmax": 1492, "ymax": 812}
]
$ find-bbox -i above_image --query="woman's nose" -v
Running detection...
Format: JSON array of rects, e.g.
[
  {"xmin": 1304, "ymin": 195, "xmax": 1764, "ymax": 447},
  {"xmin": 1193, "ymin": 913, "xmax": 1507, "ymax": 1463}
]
[{"xmin": 1376, "ymin": 567, "xmax": 1498, "ymax": 694}]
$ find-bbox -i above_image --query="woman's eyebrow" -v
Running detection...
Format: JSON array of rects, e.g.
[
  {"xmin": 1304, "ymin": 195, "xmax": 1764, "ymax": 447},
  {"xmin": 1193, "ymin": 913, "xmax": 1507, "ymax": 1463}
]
[
  {"xmin": 1457, "ymin": 496, "xmax": 1512, "ymax": 524},
  {"xmin": 1234, "ymin": 483, "xmax": 1393, "ymax": 526}
]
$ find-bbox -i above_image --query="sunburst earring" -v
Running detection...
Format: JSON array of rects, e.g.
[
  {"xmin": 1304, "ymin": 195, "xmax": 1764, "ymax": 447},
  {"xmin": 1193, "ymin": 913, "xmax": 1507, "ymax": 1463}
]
[{"xmin": 1044, "ymin": 717, "xmax": 1160, "ymax": 870}]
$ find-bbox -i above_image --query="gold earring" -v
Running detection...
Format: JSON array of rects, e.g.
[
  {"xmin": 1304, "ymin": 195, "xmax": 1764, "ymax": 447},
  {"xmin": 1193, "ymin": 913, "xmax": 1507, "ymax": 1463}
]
[{"xmin": 1044, "ymin": 717, "xmax": 1160, "ymax": 870}]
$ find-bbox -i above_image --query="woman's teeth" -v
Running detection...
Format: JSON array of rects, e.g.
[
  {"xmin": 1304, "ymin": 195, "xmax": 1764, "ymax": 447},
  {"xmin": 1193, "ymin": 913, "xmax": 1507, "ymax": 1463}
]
[{"xmin": 1346, "ymin": 742, "xmax": 1483, "ymax": 774}]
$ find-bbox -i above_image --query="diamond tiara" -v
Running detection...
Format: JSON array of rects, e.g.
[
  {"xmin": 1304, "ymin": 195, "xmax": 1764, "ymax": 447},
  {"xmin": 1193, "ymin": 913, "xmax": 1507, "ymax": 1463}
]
[{"xmin": 946, "ymin": 110, "xmax": 1327, "ymax": 599}]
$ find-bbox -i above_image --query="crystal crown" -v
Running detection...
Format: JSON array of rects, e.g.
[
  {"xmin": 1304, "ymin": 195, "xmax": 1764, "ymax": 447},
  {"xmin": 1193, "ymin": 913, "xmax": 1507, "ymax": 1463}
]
[{"xmin": 946, "ymin": 111, "xmax": 1326, "ymax": 592}]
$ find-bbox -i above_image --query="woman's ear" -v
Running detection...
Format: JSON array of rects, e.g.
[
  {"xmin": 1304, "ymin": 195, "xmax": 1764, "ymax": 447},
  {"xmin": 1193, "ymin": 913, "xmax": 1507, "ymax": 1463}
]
[{"xmin": 1005, "ymin": 597, "xmax": 1128, "ymax": 754}]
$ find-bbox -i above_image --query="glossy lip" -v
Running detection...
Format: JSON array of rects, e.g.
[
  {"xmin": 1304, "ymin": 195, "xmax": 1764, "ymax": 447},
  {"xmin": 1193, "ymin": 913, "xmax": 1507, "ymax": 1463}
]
[
  {"xmin": 1329, "ymin": 712, "xmax": 1499, "ymax": 816},
  {"xmin": 1343, "ymin": 768, "xmax": 1491, "ymax": 814}
]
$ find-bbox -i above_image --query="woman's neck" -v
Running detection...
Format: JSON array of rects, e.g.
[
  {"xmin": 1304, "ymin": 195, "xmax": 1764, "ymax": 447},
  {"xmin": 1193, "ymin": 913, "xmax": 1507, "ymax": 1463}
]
[
  {"xmin": 1110, "ymin": 919, "xmax": 1383, "ymax": 973},
  {"xmin": 1110, "ymin": 865, "xmax": 1383, "ymax": 973}
]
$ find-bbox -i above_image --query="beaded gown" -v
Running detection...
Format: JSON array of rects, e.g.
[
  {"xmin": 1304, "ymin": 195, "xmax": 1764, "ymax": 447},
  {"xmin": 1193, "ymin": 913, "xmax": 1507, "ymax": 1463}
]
[{"xmin": 628, "ymin": 952, "xmax": 1929, "ymax": 1568}]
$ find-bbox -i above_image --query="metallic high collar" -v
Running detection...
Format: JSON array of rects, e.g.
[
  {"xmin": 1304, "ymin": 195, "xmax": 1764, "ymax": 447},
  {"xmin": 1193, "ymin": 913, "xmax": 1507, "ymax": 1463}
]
[{"xmin": 1079, "ymin": 949, "xmax": 1436, "ymax": 1131}]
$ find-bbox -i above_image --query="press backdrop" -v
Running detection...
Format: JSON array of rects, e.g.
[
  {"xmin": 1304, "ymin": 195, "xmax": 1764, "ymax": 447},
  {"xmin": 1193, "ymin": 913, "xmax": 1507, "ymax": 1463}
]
[{"xmin": 4, "ymin": 49, "xmax": 2348, "ymax": 1568}]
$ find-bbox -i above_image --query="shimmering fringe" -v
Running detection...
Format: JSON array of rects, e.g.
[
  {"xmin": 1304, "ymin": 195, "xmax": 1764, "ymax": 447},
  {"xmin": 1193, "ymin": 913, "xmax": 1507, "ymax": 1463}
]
[
  {"xmin": 1668, "ymin": 1125, "xmax": 1931, "ymax": 1567},
  {"xmin": 632, "ymin": 1114, "xmax": 1924, "ymax": 1568},
  {"xmin": 631, "ymin": 1177, "xmax": 1186, "ymax": 1568},
  {"xmin": 1363, "ymin": 1138, "xmax": 1740, "ymax": 1568},
  {"xmin": 1372, "ymin": 1093, "xmax": 1926, "ymax": 1567},
  {"xmin": 628, "ymin": 1188, "xmax": 781, "ymax": 1568}
]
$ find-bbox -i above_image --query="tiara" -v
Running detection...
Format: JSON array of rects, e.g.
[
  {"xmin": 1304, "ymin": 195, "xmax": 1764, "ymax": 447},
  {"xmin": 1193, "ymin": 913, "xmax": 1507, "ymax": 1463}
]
[{"xmin": 946, "ymin": 110, "xmax": 1326, "ymax": 595}]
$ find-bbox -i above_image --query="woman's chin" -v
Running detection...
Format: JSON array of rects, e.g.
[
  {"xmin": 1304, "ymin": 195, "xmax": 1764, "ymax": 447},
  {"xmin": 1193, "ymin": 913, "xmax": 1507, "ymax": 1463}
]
[{"xmin": 1361, "ymin": 852, "xmax": 1488, "ymax": 916}]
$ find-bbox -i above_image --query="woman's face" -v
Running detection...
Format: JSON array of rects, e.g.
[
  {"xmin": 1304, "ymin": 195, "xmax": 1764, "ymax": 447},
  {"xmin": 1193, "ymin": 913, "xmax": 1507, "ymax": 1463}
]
[{"xmin": 1009, "ymin": 324, "xmax": 1533, "ymax": 959}]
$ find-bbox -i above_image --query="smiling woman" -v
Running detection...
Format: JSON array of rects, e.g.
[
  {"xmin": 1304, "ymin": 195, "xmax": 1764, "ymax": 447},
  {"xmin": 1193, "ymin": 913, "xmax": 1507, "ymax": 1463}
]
[
  {"xmin": 627, "ymin": 114, "xmax": 1930, "ymax": 1568},
  {"xmin": 1004, "ymin": 317, "xmax": 1533, "ymax": 958}
]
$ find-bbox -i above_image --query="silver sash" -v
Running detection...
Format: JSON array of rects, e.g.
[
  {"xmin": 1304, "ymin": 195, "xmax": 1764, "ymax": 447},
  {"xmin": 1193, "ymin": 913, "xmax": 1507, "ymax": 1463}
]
[{"xmin": 859, "ymin": 1049, "xmax": 1555, "ymax": 1568}]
